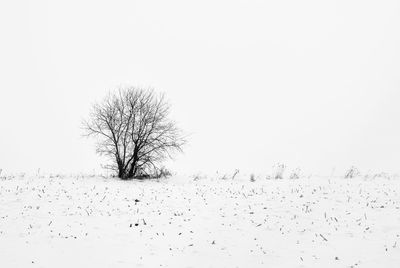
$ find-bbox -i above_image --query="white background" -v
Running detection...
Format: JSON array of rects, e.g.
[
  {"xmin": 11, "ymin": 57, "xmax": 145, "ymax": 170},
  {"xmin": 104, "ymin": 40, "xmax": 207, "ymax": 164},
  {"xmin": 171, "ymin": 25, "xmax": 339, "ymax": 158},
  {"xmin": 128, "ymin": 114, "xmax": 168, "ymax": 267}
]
[{"xmin": 0, "ymin": 0, "xmax": 399, "ymax": 175}]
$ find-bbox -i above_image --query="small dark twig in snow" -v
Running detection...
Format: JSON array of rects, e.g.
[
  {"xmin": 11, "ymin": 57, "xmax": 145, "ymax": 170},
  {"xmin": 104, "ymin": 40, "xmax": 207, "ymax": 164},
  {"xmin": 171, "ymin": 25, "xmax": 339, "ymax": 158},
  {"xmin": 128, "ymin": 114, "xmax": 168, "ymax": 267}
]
[{"xmin": 319, "ymin": 234, "xmax": 328, "ymax": 241}]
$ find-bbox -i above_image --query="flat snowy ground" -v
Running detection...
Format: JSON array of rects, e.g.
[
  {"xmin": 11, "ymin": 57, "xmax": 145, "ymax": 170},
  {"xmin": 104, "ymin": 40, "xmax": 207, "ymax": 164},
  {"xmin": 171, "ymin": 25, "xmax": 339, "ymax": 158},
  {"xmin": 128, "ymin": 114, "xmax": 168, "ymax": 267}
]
[{"xmin": 0, "ymin": 174, "xmax": 399, "ymax": 268}]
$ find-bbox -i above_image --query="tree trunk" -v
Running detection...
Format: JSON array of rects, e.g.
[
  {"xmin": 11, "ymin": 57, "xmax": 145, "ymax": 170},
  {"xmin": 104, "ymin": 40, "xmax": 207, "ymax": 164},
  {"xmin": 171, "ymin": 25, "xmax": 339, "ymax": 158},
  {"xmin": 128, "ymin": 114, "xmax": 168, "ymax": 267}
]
[
  {"xmin": 118, "ymin": 168, "xmax": 125, "ymax": 179},
  {"xmin": 126, "ymin": 148, "xmax": 139, "ymax": 179},
  {"xmin": 127, "ymin": 159, "xmax": 137, "ymax": 178},
  {"xmin": 116, "ymin": 157, "xmax": 126, "ymax": 179}
]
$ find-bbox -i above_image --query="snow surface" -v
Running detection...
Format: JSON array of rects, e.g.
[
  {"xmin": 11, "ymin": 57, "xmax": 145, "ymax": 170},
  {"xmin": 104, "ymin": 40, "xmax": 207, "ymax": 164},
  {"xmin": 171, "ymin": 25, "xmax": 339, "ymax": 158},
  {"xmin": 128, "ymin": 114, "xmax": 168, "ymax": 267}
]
[{"xmin": 0, "ymin": 174, "xmax": 399, "ymax": 267}]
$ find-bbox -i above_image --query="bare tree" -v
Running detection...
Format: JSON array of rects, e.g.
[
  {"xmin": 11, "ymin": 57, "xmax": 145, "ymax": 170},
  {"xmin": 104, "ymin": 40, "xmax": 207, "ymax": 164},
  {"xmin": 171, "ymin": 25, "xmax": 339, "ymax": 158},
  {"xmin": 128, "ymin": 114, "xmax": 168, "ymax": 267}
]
[{"xmin": 83, "ymin": 87, "xmax": 185, "ymax": 179}]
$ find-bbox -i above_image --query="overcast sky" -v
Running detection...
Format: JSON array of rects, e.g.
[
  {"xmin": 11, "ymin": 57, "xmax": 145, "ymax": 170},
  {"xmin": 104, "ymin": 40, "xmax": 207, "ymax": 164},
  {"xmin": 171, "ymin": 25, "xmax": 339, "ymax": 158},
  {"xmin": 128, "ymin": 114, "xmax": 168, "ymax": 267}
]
[{"xmin": 0, "ymin": 0, "xmax": 399, "ymax": 176}]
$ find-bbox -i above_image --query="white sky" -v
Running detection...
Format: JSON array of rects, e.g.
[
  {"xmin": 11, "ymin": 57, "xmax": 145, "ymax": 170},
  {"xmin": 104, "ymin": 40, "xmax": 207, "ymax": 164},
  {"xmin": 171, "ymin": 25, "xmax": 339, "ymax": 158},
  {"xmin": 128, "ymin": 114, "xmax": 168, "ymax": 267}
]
[{"xmin": 0, "ymin": 0, "xmax": 399, "ymax": 176}]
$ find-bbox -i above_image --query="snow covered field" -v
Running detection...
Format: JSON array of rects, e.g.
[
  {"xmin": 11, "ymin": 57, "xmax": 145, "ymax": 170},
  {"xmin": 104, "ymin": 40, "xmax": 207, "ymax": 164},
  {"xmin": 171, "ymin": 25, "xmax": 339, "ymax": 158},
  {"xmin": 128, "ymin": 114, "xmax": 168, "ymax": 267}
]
[{"xmin": 1, "ymin": 174, "xmax": 399, "ymax": 268}]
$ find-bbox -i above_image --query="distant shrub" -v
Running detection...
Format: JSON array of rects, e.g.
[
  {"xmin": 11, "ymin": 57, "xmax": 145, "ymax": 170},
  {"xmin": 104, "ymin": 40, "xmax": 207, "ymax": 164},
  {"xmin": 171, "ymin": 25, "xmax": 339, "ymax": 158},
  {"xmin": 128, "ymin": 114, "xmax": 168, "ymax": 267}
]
[
  {"xmin": 154, "ymin": 167, "xmax": 172, "ymax": 179},
  {"xmin": 265, "ymin": 174, "xmax": 273, "ymax": 180},
  {"xmin": 273, "ymin": 163, "xmax": 286, "ymax": 179},
  {"xmin": 344, "ymin": 166, "xmax": 360, "ymax": 179},
  {"xmin": 192, "ymin": 173, "xmax": 207, "ymax": 181},
  {"xmin": 371, "ymin": 172, "xmax": 391, "ymax": 179},
  {"xmin": 289, "ymin": 168, "xmax": 301, "ymax": 179}
]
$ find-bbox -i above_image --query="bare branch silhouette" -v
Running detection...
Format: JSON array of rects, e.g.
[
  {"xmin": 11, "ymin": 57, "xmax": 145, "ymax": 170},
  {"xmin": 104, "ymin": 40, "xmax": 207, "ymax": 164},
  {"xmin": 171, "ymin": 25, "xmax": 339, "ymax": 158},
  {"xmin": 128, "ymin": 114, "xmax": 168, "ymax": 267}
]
[{"xmin": 83, "ymin": 87, "xmax": 185, "ymax": 179}]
